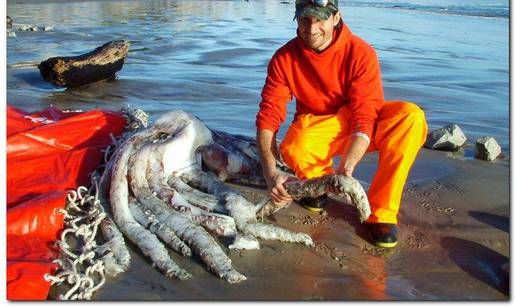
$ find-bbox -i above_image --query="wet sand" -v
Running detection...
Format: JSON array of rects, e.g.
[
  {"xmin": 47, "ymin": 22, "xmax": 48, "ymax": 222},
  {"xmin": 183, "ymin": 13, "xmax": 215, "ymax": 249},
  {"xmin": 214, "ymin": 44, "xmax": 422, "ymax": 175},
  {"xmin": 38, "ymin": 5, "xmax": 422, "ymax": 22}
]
[{"xmin": 91, "ymin": 148, "xmax": 509, "ymax": 300}]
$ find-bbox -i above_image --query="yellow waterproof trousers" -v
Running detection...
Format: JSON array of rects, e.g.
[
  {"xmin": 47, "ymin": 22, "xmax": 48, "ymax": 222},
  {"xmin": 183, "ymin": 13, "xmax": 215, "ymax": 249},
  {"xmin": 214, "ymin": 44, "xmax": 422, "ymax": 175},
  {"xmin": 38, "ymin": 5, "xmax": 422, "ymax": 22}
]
[{"xmin": 280, "ymin": 101, "xmax": 428, "ymax": 224}]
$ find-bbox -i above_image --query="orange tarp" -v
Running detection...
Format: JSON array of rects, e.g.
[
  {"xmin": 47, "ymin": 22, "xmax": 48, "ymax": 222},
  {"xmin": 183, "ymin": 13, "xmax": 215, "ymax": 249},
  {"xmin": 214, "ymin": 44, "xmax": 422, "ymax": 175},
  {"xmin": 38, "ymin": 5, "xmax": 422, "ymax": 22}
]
[{"xmin": 6, "ymin": 105, "xmax": 126, "ymax": 300}]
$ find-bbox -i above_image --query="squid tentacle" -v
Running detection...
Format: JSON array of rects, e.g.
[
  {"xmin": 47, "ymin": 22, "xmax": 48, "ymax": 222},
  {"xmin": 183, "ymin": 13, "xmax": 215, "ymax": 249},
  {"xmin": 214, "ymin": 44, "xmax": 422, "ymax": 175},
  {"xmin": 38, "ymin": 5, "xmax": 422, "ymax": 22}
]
[
  {"xmin": 109, "ymin": 135, "xmax": 191, "ymax": 280},
  {"xmin": 284, "ymin": 174, "xmax": 371, "ymax": 223},
  {"xmin": 142, "ymin": 143, "xmax": 238, "ymax": 238},
  {"xmin": 179, "ymin": 168, "xmax": 313, "ymax": 246},
  {"xmin": 128, "ymin": 199, "xmax": 192, "ymax": 257},
  {"xmin": 135, "ymin": 189, "xmax": 247, "ymax": 283},
  {"xmin": 168, "ymin": 176, "xmax": 225, "ymax": 213}
]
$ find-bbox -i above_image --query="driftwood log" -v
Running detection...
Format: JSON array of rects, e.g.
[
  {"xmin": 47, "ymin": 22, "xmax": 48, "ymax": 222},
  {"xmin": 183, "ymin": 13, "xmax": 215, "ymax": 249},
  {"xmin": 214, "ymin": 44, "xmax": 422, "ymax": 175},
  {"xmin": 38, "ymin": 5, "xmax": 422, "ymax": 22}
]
[{"xmin": 38, "ymin": 40, "xmax": 130, "ymax": 88}]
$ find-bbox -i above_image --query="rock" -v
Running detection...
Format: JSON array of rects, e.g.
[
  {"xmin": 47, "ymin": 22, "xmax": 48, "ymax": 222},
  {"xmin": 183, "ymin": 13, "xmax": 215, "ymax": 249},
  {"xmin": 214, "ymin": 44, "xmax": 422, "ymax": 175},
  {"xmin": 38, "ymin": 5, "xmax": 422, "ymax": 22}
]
[
  {"xmin": 474, "ymin": 136, "xmax": 501, "ymax": 161},
  {"xmin": 18, "ymin": 24, "xmax": 30, "ymax": 31},
  {"xmin": 7, "ymin": 16, "xmax": 12, "ymax": 28},
  {"xmin": 425, "ymin": 124, "xmax": 467, "ymax": 151},
  {"xmin": 11, "ymin": 22, "xmax": 52, "ymax": 32},
  {"xmin": 8, "ymin": 31, "xmax": 16, "ymax": 37},
  {"xmin": 17, "ymin": 24, "xmax": 39, "ymax": 31}
]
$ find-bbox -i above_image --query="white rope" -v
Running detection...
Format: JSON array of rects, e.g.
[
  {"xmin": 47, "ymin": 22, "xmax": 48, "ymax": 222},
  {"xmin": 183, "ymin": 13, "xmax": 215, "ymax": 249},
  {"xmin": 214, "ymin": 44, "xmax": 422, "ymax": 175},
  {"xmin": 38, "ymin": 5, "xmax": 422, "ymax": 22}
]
[{"xmin": 46, "ymin": 183, "xmax": 111, "ymax": 300}]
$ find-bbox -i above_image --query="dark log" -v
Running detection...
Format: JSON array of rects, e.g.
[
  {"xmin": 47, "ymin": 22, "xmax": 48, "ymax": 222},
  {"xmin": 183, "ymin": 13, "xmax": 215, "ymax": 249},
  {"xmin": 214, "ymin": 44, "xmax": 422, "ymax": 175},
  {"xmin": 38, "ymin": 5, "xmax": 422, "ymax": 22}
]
[{"xmin": 38, "ymin": 40, "xmax": 130, "ymax": 88}]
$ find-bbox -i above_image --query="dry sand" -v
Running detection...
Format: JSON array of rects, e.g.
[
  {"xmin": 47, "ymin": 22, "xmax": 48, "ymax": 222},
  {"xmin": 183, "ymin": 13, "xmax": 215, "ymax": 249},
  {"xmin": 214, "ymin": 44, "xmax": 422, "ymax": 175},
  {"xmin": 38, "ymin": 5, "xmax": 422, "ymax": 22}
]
[{"xmin": 87, "ymin": 148, "xmax": 509, "ymax": 301}]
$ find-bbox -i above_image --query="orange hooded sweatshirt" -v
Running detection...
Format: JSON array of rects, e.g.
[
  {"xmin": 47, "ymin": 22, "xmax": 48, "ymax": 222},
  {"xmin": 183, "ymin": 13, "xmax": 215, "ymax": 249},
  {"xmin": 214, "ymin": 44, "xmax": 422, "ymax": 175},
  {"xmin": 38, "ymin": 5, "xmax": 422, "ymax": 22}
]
[{"xmin": 256, "ymin": 22, "xmax": 384, "ymax": 140}]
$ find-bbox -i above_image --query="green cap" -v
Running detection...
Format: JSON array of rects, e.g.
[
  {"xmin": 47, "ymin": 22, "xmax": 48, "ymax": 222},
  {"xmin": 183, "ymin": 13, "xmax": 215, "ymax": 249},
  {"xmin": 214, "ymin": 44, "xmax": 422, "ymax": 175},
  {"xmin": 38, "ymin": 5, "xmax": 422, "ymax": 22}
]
[{"xmin": 295, "ymin": 0, "xmax": 339, "ymax": 21}]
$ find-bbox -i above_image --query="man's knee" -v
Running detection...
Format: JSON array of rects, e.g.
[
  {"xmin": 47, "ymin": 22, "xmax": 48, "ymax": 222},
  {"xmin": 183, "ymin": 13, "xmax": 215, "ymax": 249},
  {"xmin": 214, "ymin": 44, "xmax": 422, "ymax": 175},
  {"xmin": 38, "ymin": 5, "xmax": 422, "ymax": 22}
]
[
  {"xmin": 399, "ymin": 102, "xmax": 425, "ymax": 121},
  {"xmin": 397, "ymin": 101, "xmax": 427, "ymax": 127},
  {"xmin": 379, "ymin": 101, "xmax": 428, "ymax": 149},
  {"xmin": 399, "ymin": 101, "xmax": 428, "ymax": 144}
]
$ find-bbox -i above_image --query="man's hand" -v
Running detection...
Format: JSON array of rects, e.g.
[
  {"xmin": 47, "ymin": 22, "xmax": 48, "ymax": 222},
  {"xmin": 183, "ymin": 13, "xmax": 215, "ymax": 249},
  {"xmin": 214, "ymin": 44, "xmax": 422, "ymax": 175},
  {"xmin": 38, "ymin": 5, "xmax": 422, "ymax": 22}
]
[
  {"xmin": 337, "ymin": 135, "xmax": 369, "ymax": 177},
  {"xmin": 264, "ymin": 171, "xmax": 295, "ymax": 205},
  {"xmin": 257, "ymin": 129, "xmax": 295, "ymax": 205},
  {"xmin": 337, "ymin": 159, "xmax": 357, "ymax": 177}
]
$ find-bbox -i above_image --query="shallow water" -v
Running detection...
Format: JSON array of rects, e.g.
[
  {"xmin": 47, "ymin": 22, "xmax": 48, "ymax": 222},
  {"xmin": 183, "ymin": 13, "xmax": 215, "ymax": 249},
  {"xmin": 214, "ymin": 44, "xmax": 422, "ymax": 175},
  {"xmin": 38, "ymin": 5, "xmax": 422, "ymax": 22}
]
[{"xmin": 7, "ymin": 0, "xmax": 509, "ymax": 151}]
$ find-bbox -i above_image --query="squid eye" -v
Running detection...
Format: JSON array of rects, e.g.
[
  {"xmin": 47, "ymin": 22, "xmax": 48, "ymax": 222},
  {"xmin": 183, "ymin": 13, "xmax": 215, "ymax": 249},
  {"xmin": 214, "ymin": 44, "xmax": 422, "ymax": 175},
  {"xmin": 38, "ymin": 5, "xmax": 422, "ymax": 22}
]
[{"xmin": 156, "ymin": 132, "xmax": 171, "ymax": 141}]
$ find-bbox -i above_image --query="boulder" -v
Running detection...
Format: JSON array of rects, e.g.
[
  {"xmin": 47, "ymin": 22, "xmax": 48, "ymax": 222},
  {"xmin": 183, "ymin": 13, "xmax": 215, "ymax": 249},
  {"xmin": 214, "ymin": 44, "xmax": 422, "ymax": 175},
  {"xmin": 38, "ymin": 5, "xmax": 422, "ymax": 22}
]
[
  {"xmin": 18, "ymin": 24, "xmax": 31, "ymax": 31},
  {"xmin": 425, "ymin": 124, "xmax": 467, "ymax": 151},
  {"xmin": 475, "ymin": 136, "xmax": 501, "ymax": 161}
]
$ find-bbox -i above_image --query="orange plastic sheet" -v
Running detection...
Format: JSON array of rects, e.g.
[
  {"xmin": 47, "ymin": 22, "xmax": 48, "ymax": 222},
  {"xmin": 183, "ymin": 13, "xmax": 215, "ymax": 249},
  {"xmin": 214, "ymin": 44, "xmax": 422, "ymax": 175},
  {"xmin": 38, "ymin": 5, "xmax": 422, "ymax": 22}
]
[{"xmin": 6, "ymin": 105, "xmax": 126, "ymax": 300}]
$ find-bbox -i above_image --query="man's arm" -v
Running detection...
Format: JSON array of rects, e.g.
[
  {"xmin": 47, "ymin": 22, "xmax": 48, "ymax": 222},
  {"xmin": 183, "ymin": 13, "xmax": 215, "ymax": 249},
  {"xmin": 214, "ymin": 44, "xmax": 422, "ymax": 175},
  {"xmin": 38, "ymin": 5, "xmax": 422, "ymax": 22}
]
[
  {"xmin": 337, "ymin": 134, "xmax": 369, "ymax": 177},
  {"xmin": 257, "ymin": 129, "xmax": 293, "ymax": 204},
  {"xmin": 340, "ymin": 42, "xmax": 383, "ymax": 176},
  {"xmin": 256, "ymin": 50, "xmax": 295, "ymax": 204}
]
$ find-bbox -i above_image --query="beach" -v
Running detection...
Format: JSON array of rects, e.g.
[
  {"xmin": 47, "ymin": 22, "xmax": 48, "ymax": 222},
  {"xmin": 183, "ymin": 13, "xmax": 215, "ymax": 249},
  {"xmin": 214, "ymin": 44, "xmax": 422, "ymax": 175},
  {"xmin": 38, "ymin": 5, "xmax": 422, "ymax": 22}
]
[
  {"xmin": 6, "ymin": 0, "xmax": 510, "ymax": 301},
  {"xmin": 76, "ymin": 148, "xmax": 507, "ymax": 300}
]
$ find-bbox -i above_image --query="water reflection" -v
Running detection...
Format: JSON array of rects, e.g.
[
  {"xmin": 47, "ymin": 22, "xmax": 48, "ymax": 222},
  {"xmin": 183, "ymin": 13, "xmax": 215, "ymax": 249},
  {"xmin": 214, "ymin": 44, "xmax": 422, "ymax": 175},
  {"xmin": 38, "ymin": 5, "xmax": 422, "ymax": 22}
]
[{"xmin": 361, "ymin": 255, "xmax": 389, "ymax": 300}]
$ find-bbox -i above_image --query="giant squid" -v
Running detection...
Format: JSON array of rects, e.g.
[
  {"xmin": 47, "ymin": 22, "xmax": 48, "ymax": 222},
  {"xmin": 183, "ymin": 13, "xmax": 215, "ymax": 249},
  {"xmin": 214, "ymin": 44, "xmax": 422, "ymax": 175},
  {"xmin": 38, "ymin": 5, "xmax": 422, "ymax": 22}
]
[{"xmin": 100, "ymin": 110, "xmax": 371, "ymax": 283}]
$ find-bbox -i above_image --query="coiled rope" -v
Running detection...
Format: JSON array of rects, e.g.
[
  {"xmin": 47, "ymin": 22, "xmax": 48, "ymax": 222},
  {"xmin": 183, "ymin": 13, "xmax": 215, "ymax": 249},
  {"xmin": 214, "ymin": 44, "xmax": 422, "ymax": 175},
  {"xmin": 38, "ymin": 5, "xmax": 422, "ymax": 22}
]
[{"xmin": 44, "ymin": 184, "xmax": 108, "ymax": 300}]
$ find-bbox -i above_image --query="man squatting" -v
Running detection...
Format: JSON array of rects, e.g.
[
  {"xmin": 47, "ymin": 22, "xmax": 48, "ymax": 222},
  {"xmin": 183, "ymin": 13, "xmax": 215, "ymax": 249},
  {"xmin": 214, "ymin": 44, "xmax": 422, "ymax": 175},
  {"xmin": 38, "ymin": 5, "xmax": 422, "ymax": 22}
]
[{"xmin": 256, "ymin": 0, "xmax": 428, "ymax": 248}]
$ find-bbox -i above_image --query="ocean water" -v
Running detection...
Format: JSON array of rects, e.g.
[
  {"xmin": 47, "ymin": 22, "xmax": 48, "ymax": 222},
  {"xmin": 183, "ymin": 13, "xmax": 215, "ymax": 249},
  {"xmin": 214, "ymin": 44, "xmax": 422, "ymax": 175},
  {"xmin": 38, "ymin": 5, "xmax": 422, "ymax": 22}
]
[
  {"xmin": 343, "ymin": 0, "xmax": 508, "ymax": 18},
  {"xmin": 6, "ymin": 0, "xmax": 509, "ymax": 151}
]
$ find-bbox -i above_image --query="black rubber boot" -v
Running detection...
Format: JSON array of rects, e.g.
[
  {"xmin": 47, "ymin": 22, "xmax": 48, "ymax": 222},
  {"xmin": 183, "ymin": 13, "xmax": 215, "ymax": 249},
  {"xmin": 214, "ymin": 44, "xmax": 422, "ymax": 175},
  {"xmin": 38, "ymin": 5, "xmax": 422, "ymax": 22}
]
[
  {"xmin": 367, "ymin": 223, "xmax": 398, "ymax": 248},
  {"xmin": 298, "ymin": 195, "xmax": 328, "ymax": 213}
]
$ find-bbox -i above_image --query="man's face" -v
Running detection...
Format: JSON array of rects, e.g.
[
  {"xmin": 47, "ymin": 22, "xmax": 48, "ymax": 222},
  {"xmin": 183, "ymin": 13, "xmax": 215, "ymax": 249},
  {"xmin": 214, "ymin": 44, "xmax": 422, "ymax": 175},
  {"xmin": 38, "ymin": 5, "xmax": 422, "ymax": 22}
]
[{"xmin": 297, "ymin": 12, "xmax": 341, "ymax": 52}]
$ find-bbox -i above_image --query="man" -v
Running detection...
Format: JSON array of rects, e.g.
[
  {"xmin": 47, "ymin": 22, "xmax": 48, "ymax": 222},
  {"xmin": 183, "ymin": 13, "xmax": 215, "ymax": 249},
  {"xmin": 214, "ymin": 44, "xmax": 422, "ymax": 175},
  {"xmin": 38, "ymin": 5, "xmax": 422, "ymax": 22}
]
[{"xmin": 256, "ymin": 0, "xmax": 428, "ymax": 248}]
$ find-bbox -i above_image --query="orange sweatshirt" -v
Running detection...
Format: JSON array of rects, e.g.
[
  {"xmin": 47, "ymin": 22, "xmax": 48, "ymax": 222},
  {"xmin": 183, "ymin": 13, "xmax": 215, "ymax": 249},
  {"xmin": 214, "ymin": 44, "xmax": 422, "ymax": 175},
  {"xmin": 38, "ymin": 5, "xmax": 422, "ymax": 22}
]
[{"xmin": 256, "ymin": 22, "xmax": 384, "ymax": 140}]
